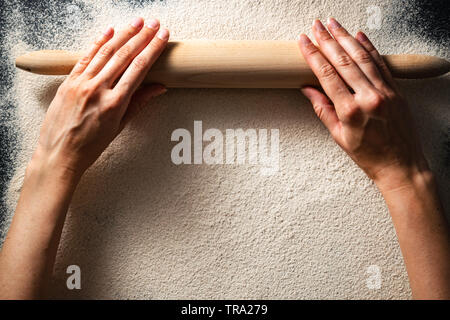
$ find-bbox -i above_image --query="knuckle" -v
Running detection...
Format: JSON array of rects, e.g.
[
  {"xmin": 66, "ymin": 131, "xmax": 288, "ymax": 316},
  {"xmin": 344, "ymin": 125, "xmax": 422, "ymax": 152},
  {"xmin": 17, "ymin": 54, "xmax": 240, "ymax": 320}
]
[
  {"xmin": 126, "ymin": 27, "xmax": 137, "ymax": 38},
  {"xmin": 98, "ymin": 44, "xmax": 114, "ymax": 58},
  {"xmin": 335, "ymin": 54, "xmax": 353, "ymax": 68},
  {"xmin": 364, "ymin": 90, "xmax": 385, "ymax": 111},
  {"xmin": 115, "ymin": 91, "xmax": 127, "ymax": 104},
  {"xmin": 373, "ymin": 79, "xmax": 387, "ymax": 90},
  {"xmin": 65, "ymin": 79, "xmax": 80, "ymax": 91},
  {"xmin": 333, "ymin": 28, "xmax": 348, "ymax": 37},
  {"xmin": 75, "ymin": 80, "xmax": 100, "ymax": 97},
  {"xmin": 94, "ymin": 38, "xmax": 105, "ymax": 47},
  {"xmin": 149, "ymin": 39, "xmax": 164, "ymax": 52},
  {"xmin": 132, "ymin": 55, "xmax": 148, "ymax": 70},
  {"xmin": 304, "ymin": 42, "xmax": 320, "ymax": 55},
  {"xmin": 78, "ymin": 55, "xmax": 91, "ymax": 67},
  {"xmin": 102, "ymin": 103, "xmax": 117, "ymax": 114},
  {"xmin": 107, "ymin": 91, "xmax": 126, "ymax": 108},
  {"xmin": 63, "ymin": 83, "xmax": 80, "ymax": 99},
  {"xmin": 101, "ymin": 99, "xmax": 119, "ymax": 114},
  {"xmin": 341, "ymin": 103, "xmax": 362, "ymax": 123},
  {"xmin": 366, "ymin": 43, "xmax": 377, "ymax": 54},
  {"xmin": 79, "ymin": 84, "xmax": 93, "ymax": 97},
  {"xmin": 353, "ymin": 50, "xmax": 372, "ymax": 65},
  {"xmin": 335, "ymin": 85, "xmax": 350, "ymax": 97},
  {"xmin": 116, "ymin": 45, "xmax": 132, "ymax": 59},
  {"xmin": 369, "ymin": 90, "xmax": 384, "ymax": 105},
  {"xmin": 319, "ymin": 30, "xmax": 333, "ymax": 41},
  {"xmin": 318, "ymin": 63, "xmax": 337, "ymax": 80}
]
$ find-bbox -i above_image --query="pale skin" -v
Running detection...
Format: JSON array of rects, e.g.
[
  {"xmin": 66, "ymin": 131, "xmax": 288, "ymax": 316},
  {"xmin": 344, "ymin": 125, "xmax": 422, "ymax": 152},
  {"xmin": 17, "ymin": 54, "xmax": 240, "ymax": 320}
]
[{"xmin": 0, "ymin": 17, "xmax": 449, "ymax": 299}]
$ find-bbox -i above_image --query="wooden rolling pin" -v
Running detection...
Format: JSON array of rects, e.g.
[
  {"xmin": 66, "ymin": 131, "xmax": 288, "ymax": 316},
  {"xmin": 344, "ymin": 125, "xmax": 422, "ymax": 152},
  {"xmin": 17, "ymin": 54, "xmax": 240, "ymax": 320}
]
[{"xmin": 15, "ymin": 41, "xmax": 450, "ymax": 88}]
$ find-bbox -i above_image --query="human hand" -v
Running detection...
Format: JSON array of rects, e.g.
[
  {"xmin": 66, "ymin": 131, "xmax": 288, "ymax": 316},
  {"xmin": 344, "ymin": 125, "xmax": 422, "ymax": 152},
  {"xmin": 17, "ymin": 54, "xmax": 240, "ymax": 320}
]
[
  {"xmin": 32, "ymin": 17, "xmax": 169, "ymax": 180},
  {"xmin": 298, "ymin": 18, "xmax": 429, "ymax": 189}
]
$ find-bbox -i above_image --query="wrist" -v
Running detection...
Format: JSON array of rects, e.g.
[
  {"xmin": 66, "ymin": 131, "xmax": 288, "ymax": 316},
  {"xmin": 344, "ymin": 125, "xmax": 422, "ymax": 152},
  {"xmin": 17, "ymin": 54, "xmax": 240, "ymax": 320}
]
[
  {"xmin": 26, "ymin": 147, "xmax": 82, "ymax": 191},
  {"xmin": 13, "ymin": 148, "xmax": 81, "ymax": 227},
  {"xmin": 373, "ymin": 164, "xmax": 435, "ymax": 196}
]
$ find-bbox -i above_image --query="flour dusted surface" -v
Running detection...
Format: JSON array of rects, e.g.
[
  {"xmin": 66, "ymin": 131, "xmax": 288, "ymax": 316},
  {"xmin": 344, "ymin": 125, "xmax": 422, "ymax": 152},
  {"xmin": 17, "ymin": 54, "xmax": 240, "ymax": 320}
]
[{"xmin": 2, "ymin": 0, "xmax": 449, "ymax": 299}]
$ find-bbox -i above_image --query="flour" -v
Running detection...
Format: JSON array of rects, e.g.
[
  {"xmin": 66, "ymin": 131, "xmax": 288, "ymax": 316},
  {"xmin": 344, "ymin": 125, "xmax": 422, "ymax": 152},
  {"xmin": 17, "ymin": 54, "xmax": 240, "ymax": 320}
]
[{"xmin": 1, "ymin": 0, "xmax": 449, "ymax": 299}]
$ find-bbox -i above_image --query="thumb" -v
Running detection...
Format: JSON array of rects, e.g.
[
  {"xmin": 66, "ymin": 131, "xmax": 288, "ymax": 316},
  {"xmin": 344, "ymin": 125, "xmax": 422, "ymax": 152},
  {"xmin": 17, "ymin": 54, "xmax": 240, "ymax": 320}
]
[
  {"xmin": 120, "ymin": 83, "xmax": 167, "ymax": 129},
  {"xmin": 300, "ymin": 86, "xmax": 339, "ymax": 135}
]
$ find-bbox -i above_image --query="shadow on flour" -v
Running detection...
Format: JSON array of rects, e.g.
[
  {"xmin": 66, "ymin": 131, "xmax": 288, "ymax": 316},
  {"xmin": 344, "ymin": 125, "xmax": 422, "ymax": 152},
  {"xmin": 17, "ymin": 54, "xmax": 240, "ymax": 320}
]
[
  {"xmin": 398, "ymin": 76, "xmax": 450, "ymax": 217},
  {"xmin": 38, "ymin": 78, "xmax": 64, "ymax": 109}
]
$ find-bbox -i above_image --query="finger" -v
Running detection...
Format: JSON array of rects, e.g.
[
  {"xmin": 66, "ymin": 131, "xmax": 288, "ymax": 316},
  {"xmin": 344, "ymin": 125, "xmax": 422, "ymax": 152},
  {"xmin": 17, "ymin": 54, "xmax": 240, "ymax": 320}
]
[
  {"xmin": 355, "ymin": 31, "xmax": 397, "ymax": 89},
  {"xmin": 312, "ymin": 19, "xmax": 372, "ymax": 92},
  {"xmin": 97, "ymin": 19, "xmax": 161, "ymax": 86},
  {"xmin": 298, "ymin": 34, "xmax": 353, "ymax": 110},
  {"xmin": 301, "ymin": 86, "xmax": 340, "ymax": 135},
  {"xmin": 120, "ymin": 83, "xmax": 167, "ymax": 130},
  {"xmin": 69, "ymin": 26, "xmax": 114, "ymax": 78},
  {"xmin": 326, "ymin": 18, "xmax": 386, "ymax": 90},
  {"xmin": 83, "ymin": 17, "xmax": 144, "ymax": 78},
  {"xmin": 114, "ymin": 28, "xmax": 169, "ymax": 100}
]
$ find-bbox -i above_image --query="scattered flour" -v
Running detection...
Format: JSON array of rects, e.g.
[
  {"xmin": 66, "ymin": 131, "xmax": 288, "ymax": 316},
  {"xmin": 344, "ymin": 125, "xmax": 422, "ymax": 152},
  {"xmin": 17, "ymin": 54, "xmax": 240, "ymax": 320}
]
[{"xmin": 1, "ymin": 0, "xmax": 449, "ymax": 299}]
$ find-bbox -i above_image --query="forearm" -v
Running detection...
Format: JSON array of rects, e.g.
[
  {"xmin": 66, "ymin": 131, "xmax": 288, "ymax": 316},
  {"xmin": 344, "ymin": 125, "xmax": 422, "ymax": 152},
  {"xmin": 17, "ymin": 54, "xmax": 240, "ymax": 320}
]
[
  {"xmin": 375, "ymin": 167, "xmax": 450, "ymax": 299},
  {"xmin": 0, "ymin": 151, "xmax": 79, "ymax": 299}
]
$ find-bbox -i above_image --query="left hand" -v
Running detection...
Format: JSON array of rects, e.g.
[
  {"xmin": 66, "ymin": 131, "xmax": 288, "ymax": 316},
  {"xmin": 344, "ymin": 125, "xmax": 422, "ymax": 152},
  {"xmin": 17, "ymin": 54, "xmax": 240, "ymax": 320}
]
[{"xmin": 33, "ymin": 17, "xmax": 169, "ymax": 180}]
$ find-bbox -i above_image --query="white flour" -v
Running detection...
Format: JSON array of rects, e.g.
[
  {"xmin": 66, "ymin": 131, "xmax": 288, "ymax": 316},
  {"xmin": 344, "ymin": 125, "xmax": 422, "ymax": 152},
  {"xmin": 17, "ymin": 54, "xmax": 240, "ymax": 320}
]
[{"xmin": 1, "ymin": 0, "xmax": 449, "ymax": 299}]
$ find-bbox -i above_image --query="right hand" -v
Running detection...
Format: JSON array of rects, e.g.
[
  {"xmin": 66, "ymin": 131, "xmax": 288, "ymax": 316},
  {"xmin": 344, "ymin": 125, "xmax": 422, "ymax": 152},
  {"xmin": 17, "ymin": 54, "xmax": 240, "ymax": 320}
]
[{"xmin": 298, "ymin": 18, "xmax": 429, "ymax": 188}]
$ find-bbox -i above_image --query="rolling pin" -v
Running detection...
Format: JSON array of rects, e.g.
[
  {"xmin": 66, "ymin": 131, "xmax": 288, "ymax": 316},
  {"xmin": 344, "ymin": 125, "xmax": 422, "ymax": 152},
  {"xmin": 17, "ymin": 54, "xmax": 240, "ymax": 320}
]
[{"xmin": 15, "ymin": 41, "xmax": 450, "ymax": 88}]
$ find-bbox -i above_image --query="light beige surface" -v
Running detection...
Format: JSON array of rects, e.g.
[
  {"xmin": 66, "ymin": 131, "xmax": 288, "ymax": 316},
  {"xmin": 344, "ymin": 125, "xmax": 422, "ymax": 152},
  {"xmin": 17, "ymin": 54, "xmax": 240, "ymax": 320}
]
[{"xmin": 3, "ymin": 0, "xmax": 450, "ymax": 299}]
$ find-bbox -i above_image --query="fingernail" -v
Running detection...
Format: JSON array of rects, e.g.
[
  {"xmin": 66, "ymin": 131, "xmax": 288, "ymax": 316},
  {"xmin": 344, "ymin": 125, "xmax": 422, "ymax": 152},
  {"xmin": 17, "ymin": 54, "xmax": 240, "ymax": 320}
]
[
  {"xmin": 157, "ymin": 28, "xmax": 169, "ymax": 40},
  {"xmin": 327, "ymin": 17, "xmax": 341, "ymax": 29},
  {"xmin": 299, "ymin": 34, "xmax": 312, "ymax": 45},
  {"xmin": 131, "ymin": 17, "xmax": 144, "ymax": 28},
  {"xmin": 300, "ymin": 87, "xmax": 313, "ymax": 99},
  {"xmin": 146, "ymin": 18, "xmax": 159, "ymax": 29},
  {"xmin": 103, "ymin": 26, "xmax": 114, "ymax": 37},
  {"xmin": 356, "ymin": 31, "xmax": 369, "ymax": 42},
  {"xmin": 313, "ymin": 19, "xmax": 326, "ymax": 31}
]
